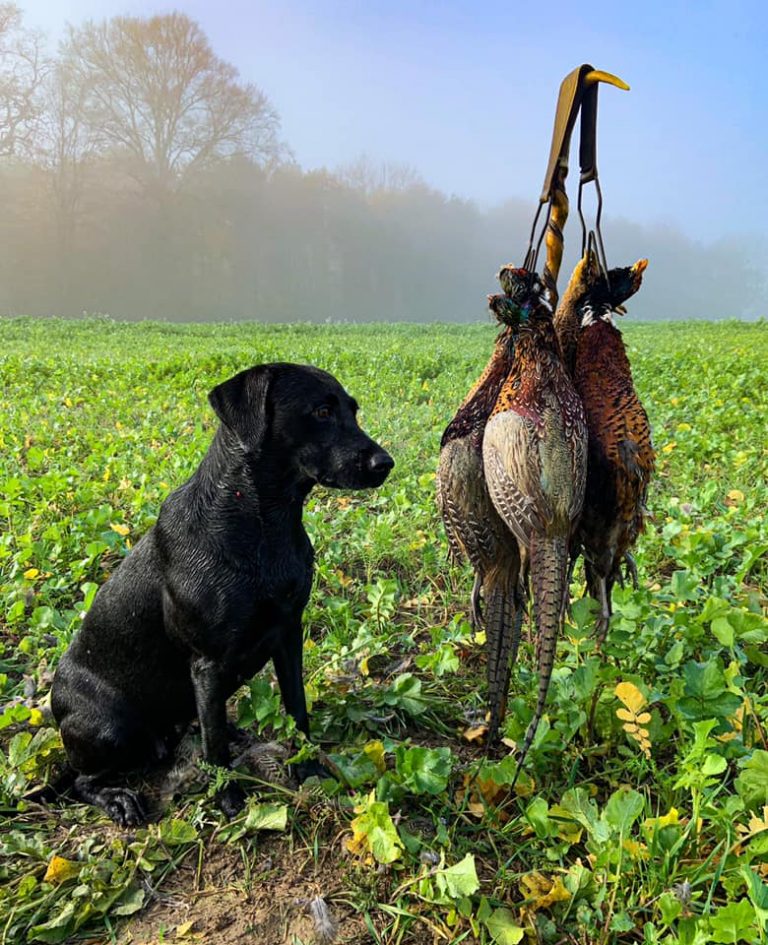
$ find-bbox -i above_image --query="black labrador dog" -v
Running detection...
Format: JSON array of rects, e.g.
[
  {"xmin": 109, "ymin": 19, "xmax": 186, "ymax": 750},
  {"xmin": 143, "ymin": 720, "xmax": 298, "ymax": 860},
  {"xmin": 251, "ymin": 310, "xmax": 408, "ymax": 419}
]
[{"xmin": 51, "ymin": 363, "xmax": 393, "ymax": 825}]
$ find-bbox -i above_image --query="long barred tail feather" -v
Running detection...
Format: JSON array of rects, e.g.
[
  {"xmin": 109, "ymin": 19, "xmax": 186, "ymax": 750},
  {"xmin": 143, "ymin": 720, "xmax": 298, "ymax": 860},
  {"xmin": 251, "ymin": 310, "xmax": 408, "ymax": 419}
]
[
  {"xmin": 512, "ymin": 534, "xmax": 568, "ymax": 783},
  {"xmin": 485, "ymin": 576, "xmax": 523, "ymax": 744},
  {"xmin": 470, "ymin": 572, "xmax": 484, "ymax": 630}
]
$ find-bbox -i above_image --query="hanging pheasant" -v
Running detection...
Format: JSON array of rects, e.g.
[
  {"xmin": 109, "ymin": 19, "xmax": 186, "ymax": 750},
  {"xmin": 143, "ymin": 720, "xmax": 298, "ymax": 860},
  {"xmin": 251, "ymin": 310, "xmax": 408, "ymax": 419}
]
[
  {"xmin": 553, "ymin": 253, "xmax": 601, "ymax": 376},
  {"xmin": 437, "ymin": 308, "xmax": 525, "ymax": 741},
  {"xmin": 483, "ymin": 267, "xmax": 587, "ymax": 772},
  {"xmin": 571, "ymin": 258, "xmax": 654, "ymax": 641}
]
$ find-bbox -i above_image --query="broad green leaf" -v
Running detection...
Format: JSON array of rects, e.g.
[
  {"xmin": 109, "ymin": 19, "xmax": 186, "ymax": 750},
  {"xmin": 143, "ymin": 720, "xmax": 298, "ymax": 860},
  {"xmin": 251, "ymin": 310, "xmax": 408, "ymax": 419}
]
[
  {"xmin": 711, "ymin": 617, "xmax": 735, "ymax": 647},
  {"xmin": 112, "ymin": 884, "xmax": 146, "ymax": 916},
  {"xmin": 158, "ymin": 818, "xmax": 198, "ymax": 846},
  {"xmin": 736, "ymin": 751, "xmax": 768, "ymax": 809},
  {"xmin": 610, "ymin": 911, "xmax": 635, "ymax": 932},
  {"xmin": 435, "ymin": 853, "xmax": 480, "ymax": 899},
  {"xmin": 485, "ymin": 907, "xmax": 524, "ymax": 944},
  {"xmin": 559, "ymin": 787, "xmax": 599, "ymax": 834},
  {"xmin": 709, "ymin": 899, "xmax": 757, "ymax": 943},
  {"xmin": 244, "ymin": 802, "xmax": 288, "ymax": 832},
  {"xmin": 741, "ymin": 866, "xmax": 768, "ymax": 932},
  {"xmin": 347, "ymin": 798, "xmax": 403, "ymax": 865},
  {"xmin": 381, "ymin": 674, "xmax": 426, "ymax": 716},
  {"xmin": 525, "ymin": 796, "xmax": 551, "ymax": 839},
  {"xmin": 394, "ymin": 745, "xmax": 452, "ymax": 795},
  {"xmin": 29, "ymin": 901, "xmax": 77, "ymax": 943},
  {"xmin": 604, "ymin": 787, "xmax": 645, "ymax": 834}
]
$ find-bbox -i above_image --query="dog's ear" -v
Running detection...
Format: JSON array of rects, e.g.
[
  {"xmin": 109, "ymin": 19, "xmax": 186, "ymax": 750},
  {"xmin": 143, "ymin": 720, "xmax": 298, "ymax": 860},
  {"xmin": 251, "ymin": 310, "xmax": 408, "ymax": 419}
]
[{"xmin": 208, "ymin": 365, "xmax": 273, "ymax": 450}]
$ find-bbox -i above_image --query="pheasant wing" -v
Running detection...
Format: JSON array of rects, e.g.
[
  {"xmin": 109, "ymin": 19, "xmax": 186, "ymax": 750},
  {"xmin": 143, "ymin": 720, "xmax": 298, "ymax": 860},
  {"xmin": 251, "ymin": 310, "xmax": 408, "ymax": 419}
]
[
  {"xmin": 482, "ymin": 410, "xmax": 546, "ymax": 547},
  {"xmin": 437, "ymin": 439, "xmax": 499, "ymax": 569}
]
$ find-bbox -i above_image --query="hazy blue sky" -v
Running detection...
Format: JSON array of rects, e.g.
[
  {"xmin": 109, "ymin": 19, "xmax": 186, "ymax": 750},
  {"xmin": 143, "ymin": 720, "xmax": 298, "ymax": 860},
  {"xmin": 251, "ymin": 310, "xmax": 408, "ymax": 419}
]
[{"xmin": 21, "ymin": 0, "xmax": 768, "ymax": 242}]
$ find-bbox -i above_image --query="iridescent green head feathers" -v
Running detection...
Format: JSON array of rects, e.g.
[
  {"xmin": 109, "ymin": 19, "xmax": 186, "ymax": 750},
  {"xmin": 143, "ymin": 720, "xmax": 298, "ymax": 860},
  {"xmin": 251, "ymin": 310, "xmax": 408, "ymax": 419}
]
[{"xmin": 490, "ymin": 266, "xmax": 548, "ymax": 327}]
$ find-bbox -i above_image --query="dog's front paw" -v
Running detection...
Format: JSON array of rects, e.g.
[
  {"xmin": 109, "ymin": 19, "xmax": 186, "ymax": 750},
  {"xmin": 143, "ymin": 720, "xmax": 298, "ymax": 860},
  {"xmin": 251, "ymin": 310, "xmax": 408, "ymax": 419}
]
[
  {"xmin": 215, "ymin": 783, "xmax": 246, "ymax": 819},
  {"xmin": 291, "ymin": 759, "xmax": 332, "ymax": 784}
]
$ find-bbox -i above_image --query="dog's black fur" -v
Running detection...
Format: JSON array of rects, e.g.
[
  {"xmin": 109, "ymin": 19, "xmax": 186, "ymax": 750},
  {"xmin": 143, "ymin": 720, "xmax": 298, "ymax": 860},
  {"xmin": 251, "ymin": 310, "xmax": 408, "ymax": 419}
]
[{"xmin": 50, "ymin": 363, "xmax": 394, "ymax": 825}]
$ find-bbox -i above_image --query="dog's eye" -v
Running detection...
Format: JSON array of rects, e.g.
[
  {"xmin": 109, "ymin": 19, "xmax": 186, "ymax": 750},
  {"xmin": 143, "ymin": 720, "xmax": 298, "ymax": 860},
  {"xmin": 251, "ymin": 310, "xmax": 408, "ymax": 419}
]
[{"xmin": 314, "ymin": 405, "xmax": 332, "ymax": 420}]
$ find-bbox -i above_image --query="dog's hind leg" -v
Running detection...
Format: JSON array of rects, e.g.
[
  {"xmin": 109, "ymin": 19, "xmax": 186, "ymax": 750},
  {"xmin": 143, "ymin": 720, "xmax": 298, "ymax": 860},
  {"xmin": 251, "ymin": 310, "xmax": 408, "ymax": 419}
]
[
  {"xmin": 57, "ymin": 721, "xmax": 153, "ymax": 825},
  {"xmin": 73, "ymin": 776, "xmax": 147, "ymax": 826}
]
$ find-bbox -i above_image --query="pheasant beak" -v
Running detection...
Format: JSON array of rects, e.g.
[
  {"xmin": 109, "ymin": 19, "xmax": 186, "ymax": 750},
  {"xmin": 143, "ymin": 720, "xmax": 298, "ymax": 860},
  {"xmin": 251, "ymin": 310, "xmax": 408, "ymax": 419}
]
[
  {"xmin": 631, "ymin": 258, "xmax": 649, "ymax": 290},
  {"xmin": 583, "ymin": 69, "xmax": 631, "ymax": 91},
  {"xmin": 614, "ymin": 304, "xmax": 628, "ymax": 316}
]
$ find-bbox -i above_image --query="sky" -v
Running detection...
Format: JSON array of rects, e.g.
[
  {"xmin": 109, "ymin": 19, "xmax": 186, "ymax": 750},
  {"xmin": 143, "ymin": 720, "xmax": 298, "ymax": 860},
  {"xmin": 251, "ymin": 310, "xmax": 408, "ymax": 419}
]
[{"xmin": 19, "ymin": 0, "xmax": 768, "ymax": 244}]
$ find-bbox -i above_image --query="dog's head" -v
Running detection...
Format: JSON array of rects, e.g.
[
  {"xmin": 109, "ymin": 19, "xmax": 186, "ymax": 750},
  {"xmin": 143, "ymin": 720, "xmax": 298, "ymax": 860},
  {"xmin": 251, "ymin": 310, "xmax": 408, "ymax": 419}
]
[{"xmin": 208, "ymin": 364, "xmax": 394, "ymax": 490}]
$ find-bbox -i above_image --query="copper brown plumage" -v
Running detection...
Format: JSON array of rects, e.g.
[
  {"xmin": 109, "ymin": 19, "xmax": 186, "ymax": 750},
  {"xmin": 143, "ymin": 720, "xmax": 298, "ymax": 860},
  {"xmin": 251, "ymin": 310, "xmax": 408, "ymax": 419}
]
[
  {"xmin": 437, "ymin": 307, "xmax": 525, "ymax": 742},
  {"xmin": 572, "ymin": 258, "xmax": 654, "ymax": 641},
  {"xmin": 553, "ymin": 252, "xmax": 602, "ymax": 377},
  {"xmin": 483, "ymin": 267, "xmax": 587, "ymax": 774}
]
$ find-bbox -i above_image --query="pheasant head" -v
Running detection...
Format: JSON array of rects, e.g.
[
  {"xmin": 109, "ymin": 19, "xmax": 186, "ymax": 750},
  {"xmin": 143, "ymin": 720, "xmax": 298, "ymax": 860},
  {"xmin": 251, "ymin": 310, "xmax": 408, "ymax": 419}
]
[
  {"xmin": 487, "ymin": 292, "xmax": 526, "ymax": 328},
  {"xmin": 606, "ymin": 258, "xmax": 648, "ymax": 309},
  {"xmin": 578, "ymin": 259, "xmax": 648, "ymax": 326},
  {"xmin": 493, "ymin": 267, "xmax": 550, "ymax": 326}
]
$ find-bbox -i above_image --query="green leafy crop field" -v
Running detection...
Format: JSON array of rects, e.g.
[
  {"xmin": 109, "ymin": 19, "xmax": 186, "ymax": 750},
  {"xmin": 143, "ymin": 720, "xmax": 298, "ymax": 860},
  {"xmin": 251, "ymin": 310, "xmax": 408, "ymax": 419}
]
[{"xmin": 1, "ymin": 317, "xmax": 767, "ymax": 944}]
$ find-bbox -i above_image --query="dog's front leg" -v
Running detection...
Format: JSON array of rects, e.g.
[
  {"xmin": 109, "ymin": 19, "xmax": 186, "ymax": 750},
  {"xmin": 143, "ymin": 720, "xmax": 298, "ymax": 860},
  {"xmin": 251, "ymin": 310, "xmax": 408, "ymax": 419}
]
[
  {"xmin": 190, "ymin": 656, "xmax": 245, "ymax": 817},
  {"xmin": 273, "ymin": 622, "xmax": 329, "ymax": 783}
]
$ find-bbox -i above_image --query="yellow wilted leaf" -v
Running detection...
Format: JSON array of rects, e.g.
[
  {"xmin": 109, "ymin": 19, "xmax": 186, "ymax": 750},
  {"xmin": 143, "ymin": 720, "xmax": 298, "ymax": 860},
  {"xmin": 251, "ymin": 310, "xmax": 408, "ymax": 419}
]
[
  {"xmin": 103, "ymin": 467, "xmax": 111, "ymax": 481},
  {"xmin": 615, "ymin": 682, "xmax": 647, "ymax": 714},
  {"xmin": 727, "ymin": 489, "xmax": 745, "ymax": 504},
  {"xmin": 359, "ymin": 656, "xmax": 370, "ymax": 677},
  {"xmin": 473, "ymin": 629, "xmax": 486, "ymax": 646},
  {"xmin": 747, "ymin": 807, "xmax": 768, "ymax": 835},
  {"xmin": 520, "ymin": 872, "xmax": 570, "ymax": 912},
  {"xmin": 455, "ymin": 770, "xmax": 511, "ymax": 820},
  {"xmin": 362, "ymin": 740, "xmax": 386, "ymax": 774},
  {"xmin": 615, "ymin": 682, "xmax": 652, "ymax": 759},
  {"xmin": 463, "ymin": 724, "xmax": 488, "ymax": 743},
  {"xmin": 176, "ymin": 920, "xmax": 195, "ymax": 937},
  {"xmin": 662, "ymin": 442, "xmax": 677, "ymax": 454},
  {"xmin": 676, "ymin": 422, "xmax": 692, "ymax": 432},
  {"xmin": 644, "ymin": 808, "xmax": 679, "ymax": 833},
  {"xmin": 44, "ymin": 856, "xmax": 80, "ymax": 885},
  {"xmin": 622, "ymin": 838, "xmax": 648, "ymax": 859},
  {"xmin": 28, "ymin": 708, "xmax": 44, "ymax": 726},
  {"xmin": 23, "ymin": 568, "xmax": 40, "ymax": 580},
  {"xmin": 110, "ymin": 523, "xmax": 129, "ymax": 536}
]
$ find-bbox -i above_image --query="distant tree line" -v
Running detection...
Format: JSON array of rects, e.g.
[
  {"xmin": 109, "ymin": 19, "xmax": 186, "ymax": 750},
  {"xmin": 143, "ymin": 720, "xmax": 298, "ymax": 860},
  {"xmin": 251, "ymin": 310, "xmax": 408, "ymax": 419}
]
[{"xmin": 0, "ymin": 5, "xmax": 763, "ymax": 321}]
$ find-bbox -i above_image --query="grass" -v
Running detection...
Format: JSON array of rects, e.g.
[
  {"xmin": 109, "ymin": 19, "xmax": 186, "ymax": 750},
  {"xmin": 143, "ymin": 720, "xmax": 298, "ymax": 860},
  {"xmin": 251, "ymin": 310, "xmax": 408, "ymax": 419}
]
[{"xmin": 0, "ymin": 316, "xmax": 767, "ymax": 944}]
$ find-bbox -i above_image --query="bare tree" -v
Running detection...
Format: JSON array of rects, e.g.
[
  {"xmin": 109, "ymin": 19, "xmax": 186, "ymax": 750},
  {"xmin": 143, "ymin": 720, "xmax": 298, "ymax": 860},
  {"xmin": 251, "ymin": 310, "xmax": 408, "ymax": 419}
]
[
  {"xmin": 64, "ymin": 12, "xmax": 283, "ymax": 198},
  {"xmin": 0, "ymin": 3, "xmax": 46, "ymax": 156},
  {"xmin": 335, "ymin": 154, "xmax": 426, "ymax": 196},
  {"xmin": 36, "ymin": 62, "xmax": 97, "ymax": 234}
]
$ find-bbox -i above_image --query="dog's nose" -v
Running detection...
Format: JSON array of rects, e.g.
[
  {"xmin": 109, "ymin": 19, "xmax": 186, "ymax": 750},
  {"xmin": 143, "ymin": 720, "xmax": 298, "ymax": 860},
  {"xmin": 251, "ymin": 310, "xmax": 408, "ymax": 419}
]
[{"xmin": 367, "ymin": 451, "xmax": 394, "ymax": 475}]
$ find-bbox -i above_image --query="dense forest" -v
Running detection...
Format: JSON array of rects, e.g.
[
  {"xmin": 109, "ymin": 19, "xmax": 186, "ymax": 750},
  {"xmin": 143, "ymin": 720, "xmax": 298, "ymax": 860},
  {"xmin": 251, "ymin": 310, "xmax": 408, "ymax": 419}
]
[{"xmin": 0, "ymin": 4, "xmax": 763, "ymax": 321}]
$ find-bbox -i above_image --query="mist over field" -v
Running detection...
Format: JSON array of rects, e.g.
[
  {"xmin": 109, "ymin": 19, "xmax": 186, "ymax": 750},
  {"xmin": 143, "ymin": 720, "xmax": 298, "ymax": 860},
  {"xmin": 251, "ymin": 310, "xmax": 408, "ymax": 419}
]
[{"xmin": 0, "ymin": 3, "xmax": 765, "ymax": 322}]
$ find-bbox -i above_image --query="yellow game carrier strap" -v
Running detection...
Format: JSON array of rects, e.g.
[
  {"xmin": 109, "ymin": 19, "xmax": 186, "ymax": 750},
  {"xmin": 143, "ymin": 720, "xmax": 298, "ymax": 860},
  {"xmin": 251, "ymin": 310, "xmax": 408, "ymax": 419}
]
[{"xmin": 523, "ymin": 64, "xmax": 629, "ymax": 307}]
